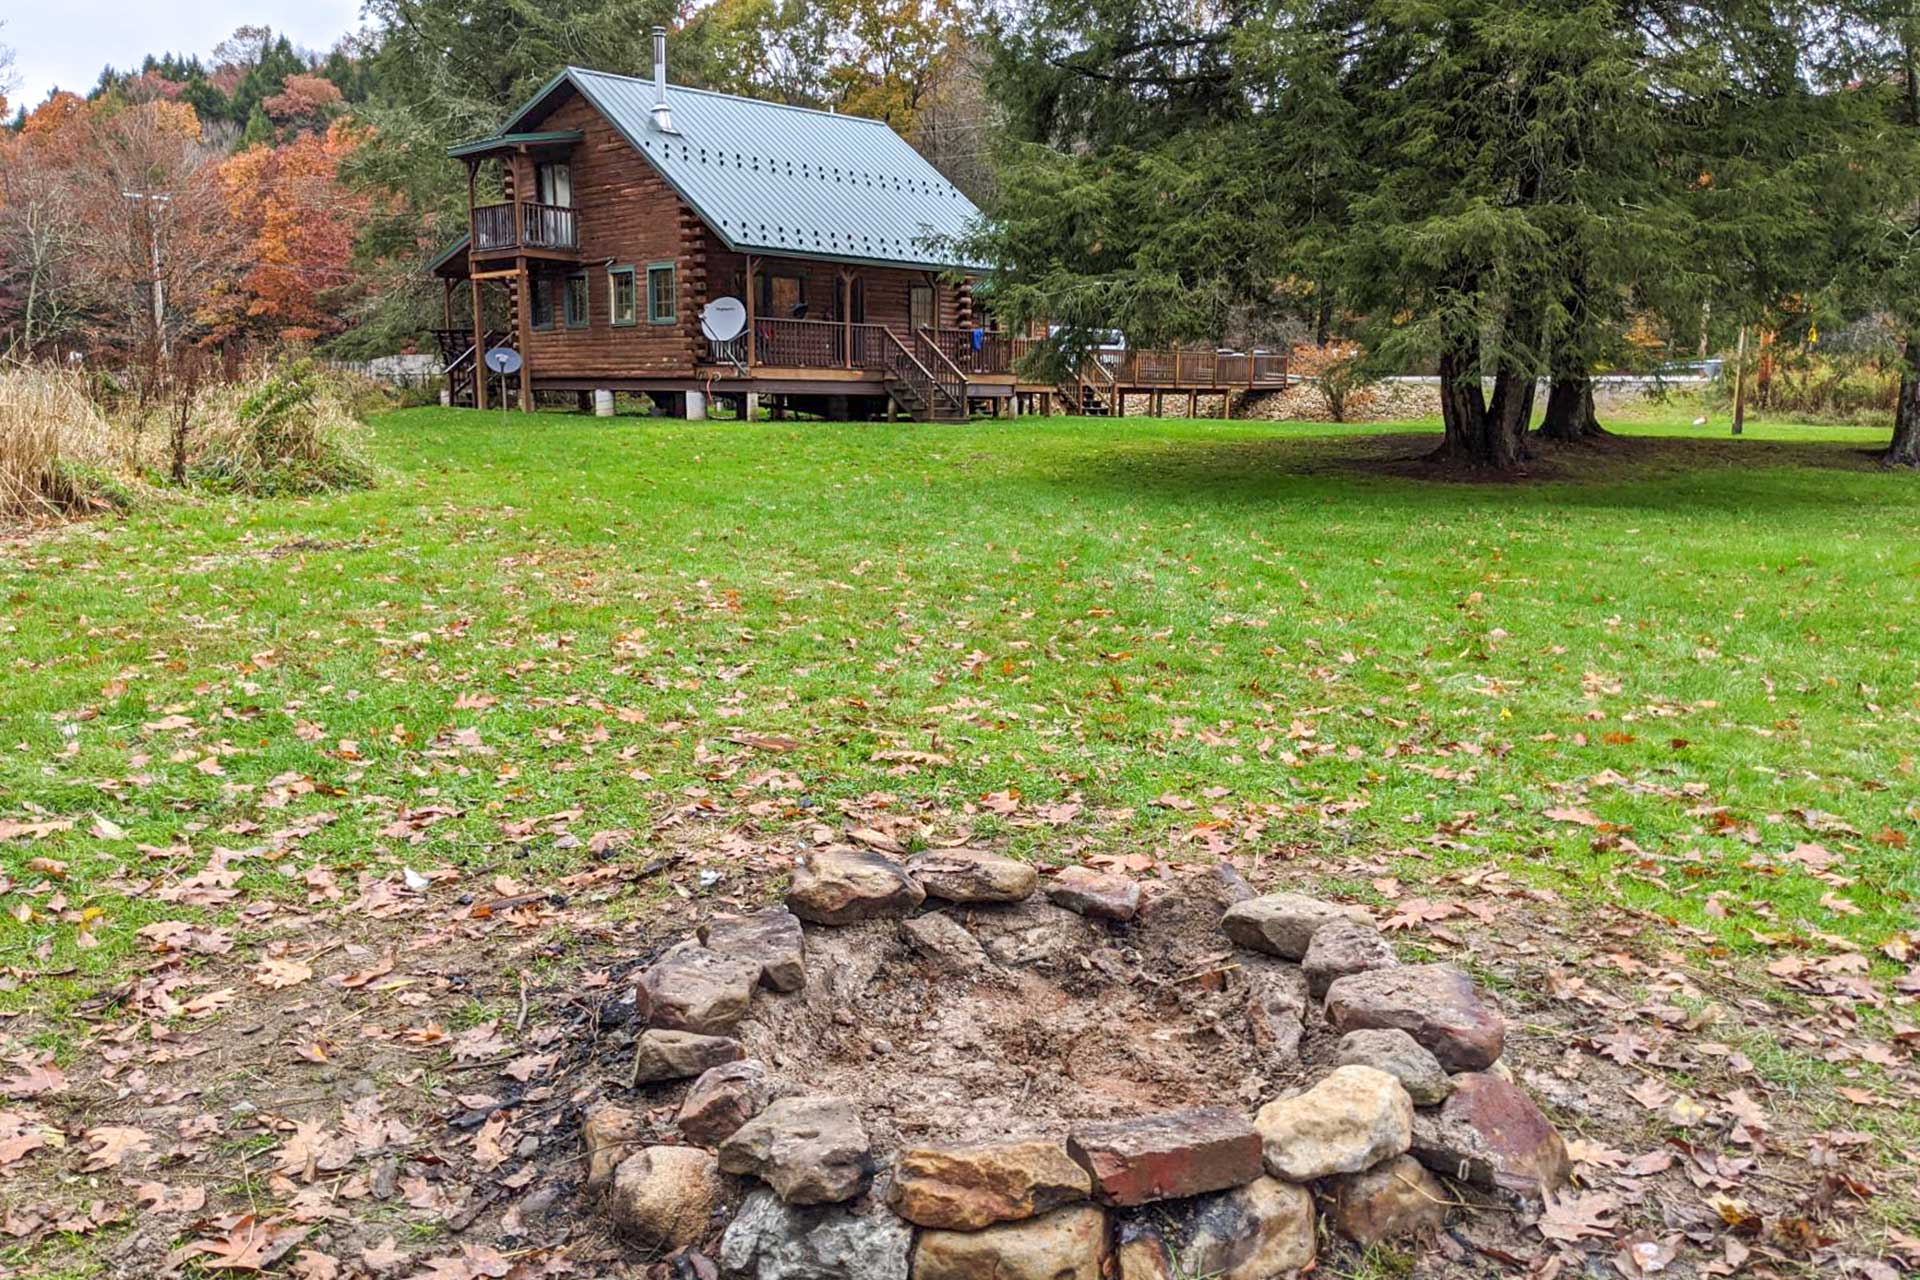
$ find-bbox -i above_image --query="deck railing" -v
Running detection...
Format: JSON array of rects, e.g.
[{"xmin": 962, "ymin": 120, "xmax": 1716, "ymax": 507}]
[
  {"xmin": 701, "ymin": 319, "xmax": 1288, "ymax": 390},
  {"xmin": 472, "ymin": 201, "xmax": 579, "ymax": 253}
]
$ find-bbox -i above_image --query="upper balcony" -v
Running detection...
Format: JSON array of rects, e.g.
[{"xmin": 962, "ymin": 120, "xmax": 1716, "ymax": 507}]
[{"xmin": 472, "ymin": 201, "xmax": 580, "ymax": 260}]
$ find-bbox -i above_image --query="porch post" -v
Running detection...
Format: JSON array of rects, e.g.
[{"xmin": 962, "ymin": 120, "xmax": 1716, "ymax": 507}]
[
  {"xmin": 470, "ymin": 279, "xmax": 488, "ymax": 412},
  {"xmin": 841, "ymin": 270, "xmax": 853, "ymax": 369},
  {"xmin": 467, "ymin": 160, "xmax": 486, "ymax": 412},
  {"xmin": 442, "ymin": 279, "xmax": 453, "ymax": 329},
  {"xmin": 745, "ymin": 255, "xmax": 758, "ymax": 367},
  {"xmin": 515, "ymin": 259, "xmax": 534, "ymax": 412}
]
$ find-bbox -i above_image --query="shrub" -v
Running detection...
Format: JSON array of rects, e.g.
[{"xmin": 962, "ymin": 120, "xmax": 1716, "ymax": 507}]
[{"xmin": 0, "ymin": 356, "xmax": 381, "ymax": 524}]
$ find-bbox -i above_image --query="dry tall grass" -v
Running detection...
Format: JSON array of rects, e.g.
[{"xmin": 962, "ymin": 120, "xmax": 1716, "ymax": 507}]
[
  {"xmin": 0, "ymin": 363, "xmax": 127, "ymax": 522},
  {"xmin": 0, "ymin": 358, "xmax": 379, "ymax": 525}
]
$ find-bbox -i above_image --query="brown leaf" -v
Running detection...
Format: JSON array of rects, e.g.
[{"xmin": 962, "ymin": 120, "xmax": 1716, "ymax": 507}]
[
  {"xmin": 291, "ymin": 1250, "xmax": 343, "ymax": 1280},
  {"xmin": 134, "ymin": 1181, "xmax": 208, "ymax": 1214},
  {"xmin": 81, "ymin": 1125, "xmax": 153, "ymax": 1171},
  {"xmin": 1, "ymin": 1055, "xmax": 66, "ymax": 1098},
  {"xmin": 187, "ymin": 1215, "xmax": 311, "ymax": 1271},
  {"xmin": 1536, "ymin": 1190, "xmax": 1622, "ymax": 1243}
]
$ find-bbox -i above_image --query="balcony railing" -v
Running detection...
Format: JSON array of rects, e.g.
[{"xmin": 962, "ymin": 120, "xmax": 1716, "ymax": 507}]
[{"xmin": 472, "ymin": 201, "xmax": 579, "ymax": 254}]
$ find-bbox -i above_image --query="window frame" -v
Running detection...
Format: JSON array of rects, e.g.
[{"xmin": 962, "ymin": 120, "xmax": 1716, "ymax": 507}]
[
  {"xmin": 530, "ymin": 275, "xmax": 556, "ymax": 331},
  {"xmin": 608, "ymin": 266, "xmax": 638, "ymax": 328},
  {"xmin": 909, "ymin": 283, "xmax": 935, "ymax": 334},
  {"xmin": 646, "ymin": 261, "xmax": 677, "ymax": 327},
  {"xmin": 563, "ymin": 270, "xmax": 590, "ymax": 330}
]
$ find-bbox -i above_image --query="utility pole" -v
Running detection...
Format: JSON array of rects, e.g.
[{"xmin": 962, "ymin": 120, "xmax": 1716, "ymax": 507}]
[{"xmin": 123, "ymin": 191, "xmax": 172, "ymax": 363}]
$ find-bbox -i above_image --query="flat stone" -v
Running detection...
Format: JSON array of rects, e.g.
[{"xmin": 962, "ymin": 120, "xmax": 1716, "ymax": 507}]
[
  {"xmin": 719, "ymin": 1095, "xmax": 874, "ymax": 1205},
  {"xmin": 1254, "ymin": 1065, "xmax": 1414, "ymax": 1182},
  {"xmin": 912, "ymin": 1204, "xmax": 1109, "ymax": 1280},
  {"xmin": 899, "ymin": 912, "xmax": 988, "ymax": 973},
  {"xmin": 1135, "ymin": 864, "xmax": 1255, "ymax": 934},
  {"xmin": 1334, "ymin": 1028, "xmax": 1452, "ymax": 1106},
  {"xmin": 609, "ymin": 1145, "xmax": 727, "ymax": 1251},
  {"xmin": 1330, "ymin": 1154, "xmax": 1448, "ymax": 1244},
  {"xmin": 1412, "ymin": 1072, "xmax": 1570, "ymax": 1198},
  {"xmin": 643, "ymin": 942, "xmax": 765, "ymax": 1036},
  {"xmin": 719, "ymin": 1187, "xmax": 911, "ymax": 1280},
  {"xmin": 632, "ymin": 1029, "xmax": 744, "ymax": 1085},
  {"xmin": 1324, "ymin": 964, "xmax": 1505, "ymax": 1072},
  {"xmin": 1114, "ymin": 1175, "xmax": 1314, "ymax": 1280},
  {"xmin": 582, "ymin": 1104, "xmax": 643, "ymax": 1191},
  {"xmin": 891, "ymin": 1138, "xmax": 1091, "ymax": 1230},
  {"xmin": 787, "ymin": 848, "xmax": 926, "ymax": 925},
  {"xmin": 700, "ymin": 908, "xmax": 807, "ymax": 992},
  {"xmin": 1244, "ymin": 960, "xmax": 1309, "ymax": 1067},
  {"xmin": 905, "ymin": 847, "xmax": 1037, "ymax": 903},
  {"xmin": 1221, "ymin": 893, "xmax": 1372, "ymax": 960},
  {"xmin": 678, "ymin": 1059, "xmax": 788, "ymax": 1147},
  {"xmin": 969, "ymin": 897, "xmax": 1104, "ymax": 969},
  {"xmin": 1045, "ymin": 866, "xmax": 1141, "ymax": 922},
  {"xmin": 1302, "ymin": 919, "xmax": 1399, "ymax": 999},
  {"xmin": 1067, "ymin": 1108, "xmax": 1263, "ymax": 1206}
]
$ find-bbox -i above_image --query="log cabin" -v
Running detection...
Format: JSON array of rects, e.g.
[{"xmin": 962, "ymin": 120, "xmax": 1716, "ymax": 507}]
[{"xmin": 427, "ymin": 30, "xmax": 1287, "ymax": 420}]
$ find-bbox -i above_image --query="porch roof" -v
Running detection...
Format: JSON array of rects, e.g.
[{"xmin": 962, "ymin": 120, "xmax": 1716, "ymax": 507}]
[{"xmin": 446, "ymin": 130, "xmax": 584, "ymax": 159}]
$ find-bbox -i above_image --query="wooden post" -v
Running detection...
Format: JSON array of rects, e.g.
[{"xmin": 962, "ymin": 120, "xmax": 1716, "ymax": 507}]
[
  {"xmin": 470, "ymin": 278, "xmax": 488, "ymax": 412},
  {"xmin": 841, "ymin": 270, "xmax": 853, "ymax": 369},
  {"xmin": 515, "ymin": 260, "xmax": 533, "ymax": 412},
  {"xmin": 467, "ymin": 161, "xmax": 486, "ymax": 412},
  {"xmin": 1731, "ymin": 324, "xmax": 1748, "ymax": 436},
  {"xmin": 745, "ymin": 256, "xmax": 758, "ymax": 368}
]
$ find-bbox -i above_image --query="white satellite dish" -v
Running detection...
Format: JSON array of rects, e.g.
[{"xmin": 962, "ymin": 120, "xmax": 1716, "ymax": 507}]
[
  {"xmin": 701, "ymin": 297, "xmax": 748, "ymax": 342},
  {"xmin": 485, "ymin": 346, "xmax": 523, "ymax": 375}
]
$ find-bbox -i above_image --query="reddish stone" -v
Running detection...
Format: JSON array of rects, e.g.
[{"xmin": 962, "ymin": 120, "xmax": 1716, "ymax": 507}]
[
  {"xmin": 1323, "ymin": 964, "xmax": 1505, "ymax": 1072},
  {"xmin": 1411, "ymin": 1073, "xmax": 1570, "ymax": 1198},
  {"xmin": 1067, "ymin": 1108, "xmax": 1263, "ymax": 1206},
  {"xmin": 1046, "ymin": 867, "xmax": 1142, "ymax": 922}
]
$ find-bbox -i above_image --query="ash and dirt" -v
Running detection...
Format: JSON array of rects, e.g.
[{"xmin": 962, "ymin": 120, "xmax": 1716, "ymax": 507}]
[{"xmin": 699, "ymin": 878, "xmax": 1312, "ymax": 1157}]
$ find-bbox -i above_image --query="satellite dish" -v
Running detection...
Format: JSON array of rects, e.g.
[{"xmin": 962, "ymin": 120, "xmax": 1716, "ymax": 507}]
[
  {"xmin": 485, "ymin": 346, "xmax": 523, "ymax": 375},
  {"xmin": 701, "ymin": 298, "xmax": 748, "ymax": 342}
]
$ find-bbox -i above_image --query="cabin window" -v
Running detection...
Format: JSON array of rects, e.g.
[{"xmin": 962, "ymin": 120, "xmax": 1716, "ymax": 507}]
[
  {"xmin": 609, "ymin": 267, "xmax": 638, "ymax": 327},
  {"xmin": 910, "ymin": 284, "xmax": 935, "ymax": 333},
  {"xmin": 647, "ymin": 262, "xmax": 677, "ymax": 325},
  {"xmin": 535, "ymin": 162, "xmax": 572, "ymax": 207},
  {"xmin": 564, "ymin": 272, "xmax": 590, "ymax": 329},
  {"xmin": 531, "ymin": 276, "xmax": 556, "ymax": 331}
]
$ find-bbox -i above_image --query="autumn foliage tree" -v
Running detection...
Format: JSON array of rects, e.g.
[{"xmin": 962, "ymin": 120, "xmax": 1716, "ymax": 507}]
[{"xmin": 210, "ymin": 121, "xmax": 370, "ymax": 343}]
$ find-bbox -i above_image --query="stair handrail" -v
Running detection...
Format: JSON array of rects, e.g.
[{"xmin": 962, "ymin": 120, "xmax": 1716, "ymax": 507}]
[
  {"xmin": 912, "ymin": 328, "xmax": 970, "ymax": 410},
  {"xmin": 878, "ymin": 327, "xmax": 958, "ymax": 413}
]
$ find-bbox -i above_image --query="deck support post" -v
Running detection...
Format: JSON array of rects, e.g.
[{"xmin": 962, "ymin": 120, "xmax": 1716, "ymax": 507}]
[
  {"xmin": 1188, "ymin": 390, "xmax": 1197, "ymax": 418},
  {"xmin": 686, "ymin": 390, "xmax": 707, "ymax": 421},
  {"xmin": 594, "ymin": 390, "xmax": 615, "ymax": 417},
  {"xmin": 514, "ymin": 259, "xmax": 533, "ymax": 412},
  {"xmin": 470, "ymin": 278, "xmax": 488, "ymax": 412},
  {"xmin": 745, "ymin": 392, "xmax": 760, "ymax": 421}
]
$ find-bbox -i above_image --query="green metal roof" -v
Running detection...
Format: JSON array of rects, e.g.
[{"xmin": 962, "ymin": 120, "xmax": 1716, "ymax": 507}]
[
  {"xmin": 426, "ymin": 235, "xmax": 470, "ymax": 277},
  {"xmin": 497, "ymin": 67, "xmax": 982, "ymax": 272},
  {"xmin": 446, "ymin": 130, "xmax": 583, "ymax": 158}
]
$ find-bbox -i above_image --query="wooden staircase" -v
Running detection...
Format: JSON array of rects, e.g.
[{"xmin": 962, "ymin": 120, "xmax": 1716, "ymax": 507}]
[
  {"xmin": 433, "ymin": 328, "xmax": 519, "ymax": 408},
  {"xmin": 1061, "ymin": 360, "xmax": 1118, "ymax": 416},
  {"xmin": 879, "ymin": 328, "xmax": 968, "ymax": 422}
]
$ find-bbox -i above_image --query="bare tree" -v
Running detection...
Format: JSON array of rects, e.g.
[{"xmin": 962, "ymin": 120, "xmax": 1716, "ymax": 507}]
[{"xmin": 0, "ymin": 152, "xmax": 89, "ymax": 354}]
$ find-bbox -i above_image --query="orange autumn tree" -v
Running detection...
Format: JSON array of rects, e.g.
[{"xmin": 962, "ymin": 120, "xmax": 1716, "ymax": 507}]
[{"xmin": 213, "ymin": 119, "xmax": 369, "ymax": 343}]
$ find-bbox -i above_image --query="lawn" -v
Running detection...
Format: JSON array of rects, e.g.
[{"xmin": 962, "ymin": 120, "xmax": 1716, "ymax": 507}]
[
  {"xmin": 4, "ymin": 406, "xmax": 1918, "ymax": 1275},
  {"xmin": 4, "ymin": 408, "xmax": 1915, "ymax": 1001}
]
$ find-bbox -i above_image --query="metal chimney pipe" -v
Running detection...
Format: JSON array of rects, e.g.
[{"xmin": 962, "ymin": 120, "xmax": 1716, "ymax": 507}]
[{"xmin": 651, "ymin": 27, "xmax": 678, "ymax": 133}]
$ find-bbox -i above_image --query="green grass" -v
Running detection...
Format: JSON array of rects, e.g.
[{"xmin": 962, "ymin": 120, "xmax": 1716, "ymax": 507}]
[{"xmin": 3, "ymin": 408, "xmax": 1916, "ymax": 1012}]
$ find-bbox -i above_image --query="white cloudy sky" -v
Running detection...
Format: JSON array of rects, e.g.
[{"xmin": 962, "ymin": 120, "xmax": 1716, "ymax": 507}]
[{"xmin": 5, "ymin": 2, "xmax": 366, "ymax": 114}]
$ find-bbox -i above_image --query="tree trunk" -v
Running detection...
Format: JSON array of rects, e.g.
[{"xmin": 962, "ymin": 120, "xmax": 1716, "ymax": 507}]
[
  {"xmin": 1435, "ymin": 348, "xmax": 1527, "ymax": 470},
  {"xmin": 1537, "ymin": 376, "xmax": 1604, "ymax": 440},
  {"xmin": 1315, "ymin": 289, "xmax": 1334, "ymax": 348},
  {"xmin": 1889, "ymin": 334, "xmax": 1920, "ymax": 467}
]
